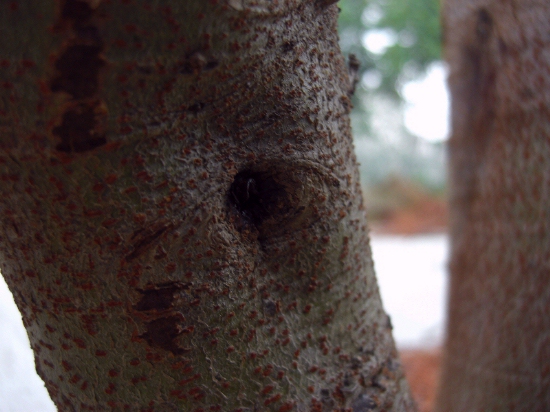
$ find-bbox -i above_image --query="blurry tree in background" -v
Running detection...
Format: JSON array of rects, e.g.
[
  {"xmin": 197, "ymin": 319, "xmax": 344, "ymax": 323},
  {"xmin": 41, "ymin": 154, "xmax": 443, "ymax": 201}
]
[
  {"xmin": 337, "ymin": 0, "xmax": 447, "ymax": 215},
  {"xmin": 339, "ymin": 0, "xmax": 441, "ymax": 98}
]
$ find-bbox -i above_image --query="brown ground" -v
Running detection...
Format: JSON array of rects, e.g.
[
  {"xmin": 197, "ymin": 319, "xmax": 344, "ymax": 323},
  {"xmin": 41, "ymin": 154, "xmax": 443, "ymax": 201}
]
[
  {"xmin": 370, "ymin": 198, "xmax": 447, "ymax": 235},
  {"xmin": 400, "ymin": 348, "xmax": 442, "ymax": 412},
  {"xmin": 364, "ymin": 177, "xmax": 448, "ymax": 235}
]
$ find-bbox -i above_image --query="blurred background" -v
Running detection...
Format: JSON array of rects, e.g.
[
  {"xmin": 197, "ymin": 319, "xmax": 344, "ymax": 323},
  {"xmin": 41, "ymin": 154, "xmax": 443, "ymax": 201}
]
[
  {"xmin": 339, "ymin": 0, "xmax": 447, "ymax": 233},
  {"xmin": 338, "ymin": 0, "xmax": 448, "ymax": 410},
  {"xmin": 0, "ymin": 1, "xmax": 447, "ymax": 411}
]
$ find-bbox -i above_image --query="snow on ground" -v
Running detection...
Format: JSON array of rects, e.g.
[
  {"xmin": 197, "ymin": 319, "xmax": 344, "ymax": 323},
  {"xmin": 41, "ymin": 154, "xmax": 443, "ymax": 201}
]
[
  {"xmin": 0, "ymin": 234, "xmax": 448, "ymax": 410},
  {"xmin": 370, "ymin": 233, "xmax": 449, "ymax": 348}
]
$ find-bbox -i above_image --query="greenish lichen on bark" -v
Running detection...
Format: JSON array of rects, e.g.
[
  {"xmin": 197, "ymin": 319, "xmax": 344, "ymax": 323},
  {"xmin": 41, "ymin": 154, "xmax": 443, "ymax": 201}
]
[{"xmin": 0, "ymin": 0, "xmax": 413, "ymax": 410}]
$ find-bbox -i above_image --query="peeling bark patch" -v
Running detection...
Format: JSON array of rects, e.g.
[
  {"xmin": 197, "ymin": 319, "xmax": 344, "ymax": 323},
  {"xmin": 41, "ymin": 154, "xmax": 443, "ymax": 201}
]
[
  {"xmin": 125, "ymin": 221, "xmax": 174, "ymax": 262},
  {"xmin": 53, "ymin": 103, "xmax": 107, "ymax": 152},
  {"xmin": 136, "ymin": 287, "xmax": 175, "ymax": 312},
  {"xmin": 60, "ymin": 0, "xmax": 94, "ymax": 24},
  {"xmin": 51, "ymin": 44, "xmax": 104, "ymax": 99},
  {"xmin": 50, "ymin": 0, "xmax": 107, "ymax": 153},
  {"xmin": 134, "ymin": 282, "xmax": 191, "ymax": 355},
  {"xmin": 135, "ymin": 282, "xmax": 190, "ymax": 312},
  {"xmin": 139, "ymin": 314, "xmax": 189, "ymax": 355}
]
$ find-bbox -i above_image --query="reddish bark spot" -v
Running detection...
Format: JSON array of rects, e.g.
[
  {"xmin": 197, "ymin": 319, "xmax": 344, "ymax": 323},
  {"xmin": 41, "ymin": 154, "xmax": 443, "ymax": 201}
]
[
  {"xmin": 43, "ymin": 360, "xmax": 55, "ymax": 368},
  {"xmin": 264, "ymin": 394, "xmax": 282, "ymax": 406},
  {"xmin": 131, "ymin": 375, "xmax": 147, "ymax": 385},
  {"xmin": 21, "ymin": 59, "xmax": 35, "ymax": 69},
  {"xmin": 113, "ymin": 39, "xmax": 127, "ymax": 49},
  {"xmin": 78, "ymin": 282, "xmax": 94, "ymax": 291},
  {"xmin": 178, "ymin": 373, "xmax": 201, "ymax": 387},
  {"xmin": 279, "ymin": 402, "xmax": 295, "ymax": 412},
  {"xmin": 102, "ymin": 218, "xmax": 118, "ymax": 228},
  {"xmin": 169, "ymin": 389, "xmax": 187, "ymax": 399},
  {"xmin": 261, "ymin": 384, "xmax": 274, "ymax": 395},
  {"xmin": 84, "ymin": 209, "xmax": 103, "ymax": 218},
  {"xmin": 73, "ymin": 338, "xmax": 86, "ymax": 349},
  {"xmin": 120, "ymin": 125, "xmax": 132, "ymax": 134},
  {"xmin": 246, "ymin": 329, "xmax": 256, "ymax": 342},
  {"xmin": 104, "ymin": 174, "xmax": 117, "ymax": 184},
  {"xmin": 69, "ymin": 374, "xmax": 81, "ymax": 384},
  {"xmin": 39, "ymin": 340, "xmax": 56, "ymax": 351},
  {"xmin": 124, "ymin": 24, "xmax": 137, "ymax": 33},
  {"xmin": 104, "ymin": 383, "xmax": 116, "ymax": 394}
]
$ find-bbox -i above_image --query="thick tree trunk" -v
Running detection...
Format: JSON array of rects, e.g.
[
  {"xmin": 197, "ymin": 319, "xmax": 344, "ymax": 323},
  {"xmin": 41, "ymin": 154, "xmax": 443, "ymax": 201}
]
[
  {"xmin": 438, "ymin": 0, "xmax": 550, "ymax": 410},
  {"xmin": 0, "ymin": 1, "xmax": 413, "ymax": 410}
]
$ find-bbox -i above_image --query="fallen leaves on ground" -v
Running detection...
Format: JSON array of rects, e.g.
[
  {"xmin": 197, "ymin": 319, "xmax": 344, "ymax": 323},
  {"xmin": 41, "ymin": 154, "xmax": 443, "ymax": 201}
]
[{"xmin": 400, "ymin": 348, "xmax": 441, "ymax": 412}]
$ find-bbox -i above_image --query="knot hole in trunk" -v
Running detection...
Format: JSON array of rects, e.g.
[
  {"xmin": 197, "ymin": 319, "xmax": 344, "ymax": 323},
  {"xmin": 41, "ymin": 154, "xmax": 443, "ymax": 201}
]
[{"xmin": 228, "ymin": 166, "xmax": 318, "ymax": 240}]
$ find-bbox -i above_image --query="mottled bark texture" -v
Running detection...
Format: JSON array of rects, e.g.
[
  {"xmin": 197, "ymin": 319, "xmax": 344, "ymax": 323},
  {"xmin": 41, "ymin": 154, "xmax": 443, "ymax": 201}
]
[
  {"xmin": 438, "ymin": 0, "xmax": 550, "ymax": 410},
  {"xmin": 0, "ymin": 1, "xmax": 414, "ymax": 410}
]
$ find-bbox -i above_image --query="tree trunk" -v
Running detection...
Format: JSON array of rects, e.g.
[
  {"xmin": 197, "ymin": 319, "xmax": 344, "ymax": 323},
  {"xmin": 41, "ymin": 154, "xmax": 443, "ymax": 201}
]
[
  {"xmin": 438, "ymin": 0, "xmax": 550, "ymax": 410},
  {"xmin": 0, "ymin": 1, "xmax": 414, "ymax": 410}
]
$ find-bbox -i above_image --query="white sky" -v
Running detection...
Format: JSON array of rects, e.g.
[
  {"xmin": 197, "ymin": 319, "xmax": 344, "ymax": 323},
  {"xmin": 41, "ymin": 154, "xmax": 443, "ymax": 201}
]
[
  {"xmin": 362, "ymin": 29, "xmax": 450, "ymax": 143},
  {"xmin": 402, "ymin": 62, "xmax": 450, "ymax": 143},
  {"xmin": 362, "ymin": 29, "xmax": 397, "ymax": 54}
]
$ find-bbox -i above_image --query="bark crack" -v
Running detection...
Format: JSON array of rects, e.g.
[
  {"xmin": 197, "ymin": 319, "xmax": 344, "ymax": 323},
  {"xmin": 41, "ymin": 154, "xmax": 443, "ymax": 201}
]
[{"xmin": 50, "ymin": 0, "xmax": 108, "ymax": 153}]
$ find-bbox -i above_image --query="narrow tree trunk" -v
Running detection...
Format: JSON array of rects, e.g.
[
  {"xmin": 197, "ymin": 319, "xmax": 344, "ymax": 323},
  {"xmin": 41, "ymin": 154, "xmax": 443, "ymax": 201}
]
[
  {"xmin": 0, "ymin": 1, "xmax": 413, "ymax": 410},
  {"xmin": 438, "ymin": 0, "xmax": 550, "ymax": 410}
]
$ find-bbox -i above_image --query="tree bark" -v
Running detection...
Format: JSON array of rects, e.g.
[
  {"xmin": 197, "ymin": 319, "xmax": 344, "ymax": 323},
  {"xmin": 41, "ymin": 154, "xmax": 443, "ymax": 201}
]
[
  {"xmin": 0, "ymin": 0, "xmax": 414, "ymax": 410},
  {"xmin": 438, "ymin": 0, "xmax": 550, "ymax": 410}
]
